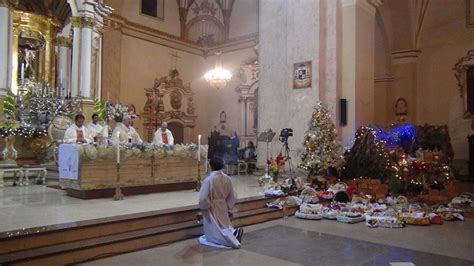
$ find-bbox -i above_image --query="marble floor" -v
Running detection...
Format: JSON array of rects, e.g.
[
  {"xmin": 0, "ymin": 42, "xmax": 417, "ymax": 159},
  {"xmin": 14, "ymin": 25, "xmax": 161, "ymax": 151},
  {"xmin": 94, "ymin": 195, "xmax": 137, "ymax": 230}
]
[
  {"xmin": 0, "ymin": 173, "xmax": 264, "ymax": 233},
  {"xmin": 84, "ymin": 217, "xmax": 474, "ymax": 266}
]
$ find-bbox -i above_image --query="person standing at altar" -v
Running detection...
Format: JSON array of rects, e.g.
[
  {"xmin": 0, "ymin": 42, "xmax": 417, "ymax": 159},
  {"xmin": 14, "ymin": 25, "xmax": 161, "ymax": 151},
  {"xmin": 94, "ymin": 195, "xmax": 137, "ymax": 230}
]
[
  {"xmin": 87, "ymin": 114, "xmax": 104, "ymax": 142},
  {"xmin": 153, "ymin": 122, "xmax": 174, "ymax": 146},
  {"xmin": 198, "ymin": 157, "xmax": 243, "ymax": 249},
  {"xmin": 63, "ymin": 114, "xmax": 93, "ymax": 144},
  {"xmin": 111, "ymin": 116, "xmax": 143, "ymax": 145}
]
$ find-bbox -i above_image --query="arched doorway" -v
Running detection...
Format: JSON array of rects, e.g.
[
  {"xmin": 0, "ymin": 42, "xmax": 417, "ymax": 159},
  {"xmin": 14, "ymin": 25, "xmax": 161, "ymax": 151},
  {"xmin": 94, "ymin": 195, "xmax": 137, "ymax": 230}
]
[{"xmin": 168, "ymin": 122, "xmax": 184, "ymax": 144}]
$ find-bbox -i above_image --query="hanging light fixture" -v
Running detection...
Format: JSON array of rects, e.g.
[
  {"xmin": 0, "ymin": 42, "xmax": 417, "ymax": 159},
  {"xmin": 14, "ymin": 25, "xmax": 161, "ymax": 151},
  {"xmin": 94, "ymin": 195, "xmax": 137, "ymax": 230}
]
[{"xmin": 204, "ymin": 52, "xmax": 232, "ymax": 89}]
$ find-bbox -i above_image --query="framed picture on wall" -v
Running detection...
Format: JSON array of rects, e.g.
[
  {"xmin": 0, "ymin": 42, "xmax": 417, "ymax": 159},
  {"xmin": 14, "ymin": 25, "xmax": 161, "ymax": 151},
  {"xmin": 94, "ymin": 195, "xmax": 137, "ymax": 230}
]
[
  {"xmin": 293, "ymin": 61, "xmax": 312, "ymax": 89},
  {"xmin": 467, "ymin": 0, "xmax": 474, "ymax": 28},
  {"xmin": 140, "ymin": 0, "xmax": 164, "ymax": 21}
]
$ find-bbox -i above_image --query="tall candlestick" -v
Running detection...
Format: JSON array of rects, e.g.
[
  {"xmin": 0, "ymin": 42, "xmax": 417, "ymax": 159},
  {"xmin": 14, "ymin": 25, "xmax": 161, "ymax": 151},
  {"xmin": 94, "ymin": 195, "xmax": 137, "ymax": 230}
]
[
  {"xmin": 116, "ymin": 132, "xmax": 120, "ymax": 164},
  {"xmin": 198, "ymin": 134, "xmax": 201, "ymax": 162}
]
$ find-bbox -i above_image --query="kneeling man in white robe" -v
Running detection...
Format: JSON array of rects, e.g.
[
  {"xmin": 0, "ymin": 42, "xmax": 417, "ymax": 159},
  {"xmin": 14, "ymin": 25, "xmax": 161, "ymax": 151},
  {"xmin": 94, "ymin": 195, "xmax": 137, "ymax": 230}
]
[{"xmin": 198, "ymin": 157, "xmax": 243, "ymax": 249}]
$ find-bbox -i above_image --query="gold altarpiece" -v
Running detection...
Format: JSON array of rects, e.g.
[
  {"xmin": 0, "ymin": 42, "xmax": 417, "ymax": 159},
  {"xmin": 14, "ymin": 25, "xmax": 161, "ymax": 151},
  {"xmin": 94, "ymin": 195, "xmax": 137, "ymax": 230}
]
[
  {"xmin": 141, "ymin": 70, "xmax": 197, "ymax": 143},
  {"xmin": 12, "ymin": 11, "xmax": 61, "ymax": 90}
]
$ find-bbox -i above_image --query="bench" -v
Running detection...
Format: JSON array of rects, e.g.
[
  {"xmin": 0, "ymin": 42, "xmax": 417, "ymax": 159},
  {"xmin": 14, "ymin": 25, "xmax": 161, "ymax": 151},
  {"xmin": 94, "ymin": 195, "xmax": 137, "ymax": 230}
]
[{"xmin": 0, "ymin": 168, "xmax": 25, "ymax": 187}]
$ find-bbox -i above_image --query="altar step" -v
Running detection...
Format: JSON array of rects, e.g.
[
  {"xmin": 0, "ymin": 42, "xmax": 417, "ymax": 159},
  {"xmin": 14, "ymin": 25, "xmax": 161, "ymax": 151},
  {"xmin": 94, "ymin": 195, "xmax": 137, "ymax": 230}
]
[{"xmin": 0, "ymin": 196, "xmax": 288, "ymax": 265}]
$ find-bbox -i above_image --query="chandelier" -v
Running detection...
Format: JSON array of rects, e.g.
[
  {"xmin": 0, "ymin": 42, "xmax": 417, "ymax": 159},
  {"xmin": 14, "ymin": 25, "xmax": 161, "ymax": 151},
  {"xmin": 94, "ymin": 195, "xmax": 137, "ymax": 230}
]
[{"xmin": 204, "ymin": 53, "xmax": 232, "ymax": 89}]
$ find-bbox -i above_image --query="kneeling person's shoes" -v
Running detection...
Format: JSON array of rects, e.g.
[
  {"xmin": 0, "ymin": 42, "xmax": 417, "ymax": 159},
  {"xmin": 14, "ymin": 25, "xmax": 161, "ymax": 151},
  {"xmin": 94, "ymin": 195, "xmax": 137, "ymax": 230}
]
[{"xmin": 236, "ymin": 227, "xmax": 244, "ymax": 243}]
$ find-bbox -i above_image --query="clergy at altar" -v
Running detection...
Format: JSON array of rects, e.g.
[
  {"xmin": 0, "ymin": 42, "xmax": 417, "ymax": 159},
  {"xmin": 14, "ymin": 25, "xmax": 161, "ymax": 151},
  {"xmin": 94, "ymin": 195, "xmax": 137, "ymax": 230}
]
[
  {"xmin": 153, "ymin": 122, "xmax": 174, "ymax": 146},
  {"xmin": 63, "ymin": 114, "xmax": 93, "ymax": 144},
  {"xmin": 111, "ymin": 116, "xmax": 143, "ymax": 145},
  {"xmin": 87, "ymin": 114, "xmax": 104, "ymax": 142}
]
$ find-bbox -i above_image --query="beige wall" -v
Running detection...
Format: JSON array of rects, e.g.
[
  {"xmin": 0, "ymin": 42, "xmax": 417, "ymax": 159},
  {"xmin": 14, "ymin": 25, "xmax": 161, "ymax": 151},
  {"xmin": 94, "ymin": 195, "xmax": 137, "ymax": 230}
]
[
  {"xmin": 119, "ymin": 0, "xmax": 180, "ymax": 36},
  {"xmin": 373, "ymin": 0, "xmax": 474, "ymax": 161},
  {"xmin": 374, "ymin": 16, "xmax": 391, "ymax": 125},
  {"xmin": 107, "ymin": 34, "xmax": 255, "ymax": 144},
  {"xmin": 101, "ymin": 0, "xmax": 259, "ymax": 145},
  {"xmin": 229, "ymin": 0, "xmax": 258, "ymax": 38},
  {"xmin": 258, "ymin": 0, "xmax": 321, "ymax": 166},
  {"xmin": 415, "ymin": 0, "xmax": 474, "ymax": 160},
  {"xmin": 102, "ymin": 27, "xmax": 122, "ymax": 102}
]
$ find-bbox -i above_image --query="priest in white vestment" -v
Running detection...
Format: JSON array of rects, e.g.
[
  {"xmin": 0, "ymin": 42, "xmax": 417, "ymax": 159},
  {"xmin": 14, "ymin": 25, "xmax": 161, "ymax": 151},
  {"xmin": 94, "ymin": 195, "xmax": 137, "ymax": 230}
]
[
  {"xmin": 86, "ymin": 113, "xmax": 104, "ymax": 142},
  {"xmin": 111, "ymin": 116, "xmax": 143, "ymax": 145},
  {"xmin": 153, "ymin": 122, "xmax": 174, "ymax": 146},
  {"xmin": 198, "ymin": 157, "xmax": 243, "ymax": 249},
  {"xmin": 63, "ymin": 114, "xmax": 93, "ymax": 144}
]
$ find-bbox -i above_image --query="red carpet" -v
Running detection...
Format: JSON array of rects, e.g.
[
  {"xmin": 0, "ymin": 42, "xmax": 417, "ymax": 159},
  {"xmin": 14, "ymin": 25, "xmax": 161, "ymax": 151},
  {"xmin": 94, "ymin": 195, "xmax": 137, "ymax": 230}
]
[{"xmin": 47, "ymin": 185, "xmax": 65, "ymax": 190}]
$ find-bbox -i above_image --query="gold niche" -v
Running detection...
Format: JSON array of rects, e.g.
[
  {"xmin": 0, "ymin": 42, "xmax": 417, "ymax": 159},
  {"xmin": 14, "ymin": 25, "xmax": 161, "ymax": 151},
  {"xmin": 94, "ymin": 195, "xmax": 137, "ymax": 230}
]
[{"xmin": 12, "ymin": 11, "xmax": 61, "ymax": 90}]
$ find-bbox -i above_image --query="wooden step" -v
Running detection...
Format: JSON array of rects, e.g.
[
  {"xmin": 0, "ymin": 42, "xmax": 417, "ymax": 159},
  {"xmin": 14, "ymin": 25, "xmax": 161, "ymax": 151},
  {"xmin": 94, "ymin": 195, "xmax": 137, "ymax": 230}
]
[
  {"xmin": 0, "ymin": 195, "xmax": 280, "ymax": 255},
  {"xmin": 0, "ymin": 207, "xmax": 283, "ymax": 265}
]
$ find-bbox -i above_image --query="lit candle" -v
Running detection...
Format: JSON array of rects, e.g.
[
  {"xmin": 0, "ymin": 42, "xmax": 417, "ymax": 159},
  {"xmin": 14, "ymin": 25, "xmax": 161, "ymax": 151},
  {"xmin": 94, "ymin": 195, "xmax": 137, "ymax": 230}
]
[
  {"xmin": 198, "ymin": 134, "xmax": 201, "ymax": 162},
  {"xmin": 116, "ymin": 132, "xmax": 120, "ymax": 164}
]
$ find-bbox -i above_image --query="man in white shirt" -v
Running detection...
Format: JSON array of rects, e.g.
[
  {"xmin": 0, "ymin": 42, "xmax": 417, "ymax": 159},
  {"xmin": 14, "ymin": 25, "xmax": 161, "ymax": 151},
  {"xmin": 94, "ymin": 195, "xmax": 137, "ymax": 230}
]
[
  {"xmin": 87, "ymin": 114, "xmax": 104, "ymax": 142},
  {"xmin": 153, "ymin": 122, "xmax": 174, "ymax": 146},
  {"xmin": 63, "ymin": 114, "xmax": 93, "ymax": 144},
  {"xmin": 111, "ymin": 116, "xmax": 143, "ymax": 145}
]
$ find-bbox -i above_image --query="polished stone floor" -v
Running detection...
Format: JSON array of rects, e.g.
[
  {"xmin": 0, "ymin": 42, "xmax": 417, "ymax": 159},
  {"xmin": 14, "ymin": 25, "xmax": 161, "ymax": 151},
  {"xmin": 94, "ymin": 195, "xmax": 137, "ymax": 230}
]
[
  {"xmin": 0, "ymin": 173, "xmax": 263, "ymax": 232},
  {"xmin": 84, "ymin": 217, "xmax": 474, "ymax": 266}
]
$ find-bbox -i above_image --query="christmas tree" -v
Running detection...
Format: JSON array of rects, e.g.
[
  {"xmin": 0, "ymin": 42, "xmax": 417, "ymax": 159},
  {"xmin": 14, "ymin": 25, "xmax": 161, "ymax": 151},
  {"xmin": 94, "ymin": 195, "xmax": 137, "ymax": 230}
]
[
  {"xmin": 93, "ymin": 97, "xmax": 107, "ymax": 121},
  {"xmin": 3, "ymin": 89, "xmax": 17, "ymax": 120},
  {"xmin": 342, "ymin": 127, "xmax": 392, "ymax": 181},
  {"xmin": 299, "ymin": 102, "xmax": 343, "ymax": 178}
]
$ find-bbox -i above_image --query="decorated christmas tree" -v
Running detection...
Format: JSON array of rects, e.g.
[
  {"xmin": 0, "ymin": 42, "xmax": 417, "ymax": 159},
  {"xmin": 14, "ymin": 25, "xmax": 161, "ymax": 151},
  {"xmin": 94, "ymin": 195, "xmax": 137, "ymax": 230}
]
[{"xmin": 299, "ymin": 102, "xmax": 343, "ymax": 178}]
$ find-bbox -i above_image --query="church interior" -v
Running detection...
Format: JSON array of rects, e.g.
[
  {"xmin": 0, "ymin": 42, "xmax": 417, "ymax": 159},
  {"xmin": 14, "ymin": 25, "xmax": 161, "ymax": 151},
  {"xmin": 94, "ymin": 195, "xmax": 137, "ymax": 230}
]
[{"xmin": 0, "ymin": 0, "xmax": 474, "ymax": 265}]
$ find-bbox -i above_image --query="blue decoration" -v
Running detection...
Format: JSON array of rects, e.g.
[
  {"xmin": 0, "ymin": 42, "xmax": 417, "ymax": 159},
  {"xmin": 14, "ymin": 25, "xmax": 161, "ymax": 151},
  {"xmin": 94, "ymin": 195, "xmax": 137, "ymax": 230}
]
[{"xmin": 367, "ymin": 124, "xmax": 416, "ymax": 151}]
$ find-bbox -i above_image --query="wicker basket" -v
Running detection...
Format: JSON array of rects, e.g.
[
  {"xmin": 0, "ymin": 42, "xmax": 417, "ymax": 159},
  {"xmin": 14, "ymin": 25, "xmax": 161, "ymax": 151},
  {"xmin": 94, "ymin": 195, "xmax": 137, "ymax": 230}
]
[
  {"xmin": 398, "ymin": 213, "xmax": 430, "ymax": 225},
  {"xmin": 295, "ymin": 211, "xmax": 323, "ymax": 220},
  {"xmin": 336, "ymin": 214, "xmax": 365, "ymax": 224},
  {"xmin": 322, "ymin": 209, "xmax": 339, "ymax": 220}
]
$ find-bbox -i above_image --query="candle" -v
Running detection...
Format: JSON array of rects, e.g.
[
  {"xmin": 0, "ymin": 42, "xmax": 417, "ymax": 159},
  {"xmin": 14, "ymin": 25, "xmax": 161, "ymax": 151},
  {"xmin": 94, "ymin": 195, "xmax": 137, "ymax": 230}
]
[
  {"xmin": 198, "ymin": 134, "xmax": 201, "ymax": 162},
  {"xmin": 20, "ymin": 62, "xmax": 24, "ymax": 82},
  {"xmin": 116, "ymin": 132, "xmax": 120, "ymax": 164}
]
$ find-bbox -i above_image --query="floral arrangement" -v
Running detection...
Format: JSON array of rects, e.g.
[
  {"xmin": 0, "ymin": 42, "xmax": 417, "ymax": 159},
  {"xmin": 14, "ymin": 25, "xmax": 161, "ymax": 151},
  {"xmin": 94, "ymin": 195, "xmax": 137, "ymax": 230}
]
[
  {"xmin": 79, "ymin": 143, "xmax": 201, "ymax": 161},
  {"xmin": 107, "ymin": 102, "xmax": 137, "ymax": 122},
  {"xmin": 267, "ymin": 153, "xmax": 286, "ymax": 181}
]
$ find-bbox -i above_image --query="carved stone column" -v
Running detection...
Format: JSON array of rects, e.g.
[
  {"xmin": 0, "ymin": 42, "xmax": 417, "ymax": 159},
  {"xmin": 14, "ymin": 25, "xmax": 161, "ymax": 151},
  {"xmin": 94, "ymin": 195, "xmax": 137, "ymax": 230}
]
[
  {"xmin": 71, "ymin": 16, "xmax": 95, "ymax": 99},
  {"xmin": 0, "ymin": 0, "xmax": 13, "ymax": 95},
  {"xmin": 71, "ymin": 17, "xmax": 81, "ymax": 98},
  {"xmin": 340, "ymin": 0, "xmax": 381, "ymax": 145},
  {"xmin": 55, "ymin": 36, "xmax": 72, "ymax": 97}
]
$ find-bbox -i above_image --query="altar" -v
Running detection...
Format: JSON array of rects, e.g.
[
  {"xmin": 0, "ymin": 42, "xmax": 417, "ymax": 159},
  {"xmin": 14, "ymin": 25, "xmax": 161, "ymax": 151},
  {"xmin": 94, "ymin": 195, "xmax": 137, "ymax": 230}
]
[{"xmin": 59, "ymin": 144, "xmax": 205, "ymax": 199}]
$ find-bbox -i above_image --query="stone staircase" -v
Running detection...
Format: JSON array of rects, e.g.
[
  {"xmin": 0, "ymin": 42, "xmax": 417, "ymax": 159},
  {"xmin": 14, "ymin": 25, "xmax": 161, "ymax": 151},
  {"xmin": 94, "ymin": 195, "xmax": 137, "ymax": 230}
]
[{"xmin": 0, "ymin": 196, "xmax": 288, "ymax": 265}]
